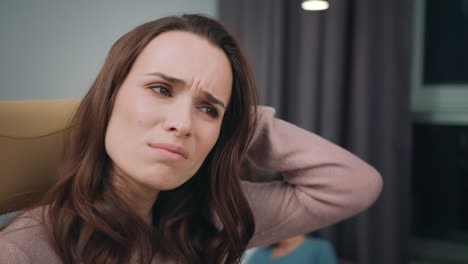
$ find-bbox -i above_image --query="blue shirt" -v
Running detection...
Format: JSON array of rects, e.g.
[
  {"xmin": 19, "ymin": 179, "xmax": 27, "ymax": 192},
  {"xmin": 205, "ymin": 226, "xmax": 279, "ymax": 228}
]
[{"xmin": 245, "ymin": 237, "xmax": 337, "ymax": 264}]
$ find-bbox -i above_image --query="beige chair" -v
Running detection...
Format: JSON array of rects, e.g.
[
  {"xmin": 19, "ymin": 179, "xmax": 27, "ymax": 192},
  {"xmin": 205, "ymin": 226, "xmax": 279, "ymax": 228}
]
[{"xmin": 0, "ymin": 99, "xmax": 80, "ymax": 215}]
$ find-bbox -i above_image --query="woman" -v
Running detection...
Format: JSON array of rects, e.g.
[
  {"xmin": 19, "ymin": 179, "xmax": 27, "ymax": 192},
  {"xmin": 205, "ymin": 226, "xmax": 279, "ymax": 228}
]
[{"xmin": 0, "ymin": 14, "xmax": 382, "ymax": 264}]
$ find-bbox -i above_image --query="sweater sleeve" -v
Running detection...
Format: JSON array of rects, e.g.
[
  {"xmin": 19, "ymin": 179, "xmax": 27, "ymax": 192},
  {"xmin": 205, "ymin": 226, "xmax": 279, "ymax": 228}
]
[
  {"xmin": 0, "ymin": 238, "xmax": 31, "ymax": 264},
  {"xmin": 242, "ymin": 106, "xmax": 383, "ymax": 248}
]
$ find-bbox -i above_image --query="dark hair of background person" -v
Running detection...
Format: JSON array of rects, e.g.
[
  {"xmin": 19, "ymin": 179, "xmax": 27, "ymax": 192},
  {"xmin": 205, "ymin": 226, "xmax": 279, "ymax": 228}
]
[{"xmin": 33, "ymin": 14, "xmax": 259, "ymax": 264}]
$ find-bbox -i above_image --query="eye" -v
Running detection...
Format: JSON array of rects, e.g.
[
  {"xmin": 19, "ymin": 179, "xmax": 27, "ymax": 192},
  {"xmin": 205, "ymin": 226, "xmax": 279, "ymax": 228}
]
[
  {"xmin": 198, "ymin": 105, "xmax": 219, "ymax": 118},
  {"xmin": 150, "ymin": 85, "xmax": 172, "ymax": 97}
]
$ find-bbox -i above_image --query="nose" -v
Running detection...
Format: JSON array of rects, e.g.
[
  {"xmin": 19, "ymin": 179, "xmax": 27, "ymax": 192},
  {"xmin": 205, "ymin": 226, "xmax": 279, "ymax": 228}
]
[{"xmin": 162, "ymin": 100, "xmax": 192, "ymax": 138}]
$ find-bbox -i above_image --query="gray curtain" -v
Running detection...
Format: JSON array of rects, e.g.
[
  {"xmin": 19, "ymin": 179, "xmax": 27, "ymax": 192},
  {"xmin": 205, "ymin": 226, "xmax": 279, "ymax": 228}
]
[{"xmin": 219, "ymin": 0, "xmax": 413, "ymax": 263}]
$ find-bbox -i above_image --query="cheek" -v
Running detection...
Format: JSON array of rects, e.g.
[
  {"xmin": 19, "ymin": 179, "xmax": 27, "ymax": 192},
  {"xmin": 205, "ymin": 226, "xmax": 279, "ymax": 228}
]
[
  {"xmin": 105, "ymin": 98, "xmax": 154, "ymax": 154},
  {"xmin": 115, "ymin": 86, "xmax": 160, "ymax": 126},
  {"xmin": 120, "ymin": 99, "xmax": 162, "ymax": 132}
]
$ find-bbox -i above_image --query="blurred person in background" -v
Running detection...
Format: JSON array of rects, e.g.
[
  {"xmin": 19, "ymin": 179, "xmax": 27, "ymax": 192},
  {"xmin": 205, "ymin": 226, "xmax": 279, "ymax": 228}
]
[{"xmin": 246, "ymin": 234, "xmax": 336, "ymax": 264}]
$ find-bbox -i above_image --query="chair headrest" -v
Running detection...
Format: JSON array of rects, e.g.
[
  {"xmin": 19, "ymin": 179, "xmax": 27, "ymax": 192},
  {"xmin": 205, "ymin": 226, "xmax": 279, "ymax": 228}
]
[{"xmin": 0, "ymin": 99, "xmax": 80, "ymax": 214}]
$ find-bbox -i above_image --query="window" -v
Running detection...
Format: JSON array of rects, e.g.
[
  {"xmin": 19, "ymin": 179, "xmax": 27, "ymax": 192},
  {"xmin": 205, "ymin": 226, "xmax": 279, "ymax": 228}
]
[{"xmin": 411, "ymin": 0, "xmax": 468, "ymax": 125}]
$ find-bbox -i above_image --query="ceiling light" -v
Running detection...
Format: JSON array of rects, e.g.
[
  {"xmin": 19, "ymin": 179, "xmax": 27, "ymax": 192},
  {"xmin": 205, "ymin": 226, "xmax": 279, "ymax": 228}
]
[{"xmin": 301, "ymin": 0, "xmax": 330, "ymax": 11}]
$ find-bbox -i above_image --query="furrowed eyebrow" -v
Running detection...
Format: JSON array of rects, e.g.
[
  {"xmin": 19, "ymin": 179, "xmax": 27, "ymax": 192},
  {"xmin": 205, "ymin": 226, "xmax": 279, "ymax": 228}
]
[
  {"xmin": 145, "ymin": 71, "xmax": 226, "ymax": 109},
  {"xmin": 202, "ymin": 91, "xmax": 226, "ymax": 109},
  {"xmin": 145, "ymin": 72, "xmax": 186, "ymax": 86}
]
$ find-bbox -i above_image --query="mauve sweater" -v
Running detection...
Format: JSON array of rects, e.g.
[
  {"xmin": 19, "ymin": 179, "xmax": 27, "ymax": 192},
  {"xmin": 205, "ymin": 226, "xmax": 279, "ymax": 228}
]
[{"xmin": 0, "ymin": 106, "xmax": 383, "ymax": 263}]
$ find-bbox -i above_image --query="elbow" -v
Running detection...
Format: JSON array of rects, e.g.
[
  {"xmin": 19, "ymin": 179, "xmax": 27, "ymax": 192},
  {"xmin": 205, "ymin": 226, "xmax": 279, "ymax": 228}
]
[{"xmin": 352, "ymin": 164, "xmax": 383, "ymax": 213}]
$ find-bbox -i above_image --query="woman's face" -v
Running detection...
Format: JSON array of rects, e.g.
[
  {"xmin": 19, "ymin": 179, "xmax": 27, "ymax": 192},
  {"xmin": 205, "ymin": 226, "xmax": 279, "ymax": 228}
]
[{"xmin": 105, "ymin": 31, "xmax": 232, "ymax": 193}]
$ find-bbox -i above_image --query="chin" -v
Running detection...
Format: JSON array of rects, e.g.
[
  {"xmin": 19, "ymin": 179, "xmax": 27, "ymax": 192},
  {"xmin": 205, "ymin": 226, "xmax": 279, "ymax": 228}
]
[{"xmin": 140, "ymin": 171, "xmax": 192, "ymax": 191}]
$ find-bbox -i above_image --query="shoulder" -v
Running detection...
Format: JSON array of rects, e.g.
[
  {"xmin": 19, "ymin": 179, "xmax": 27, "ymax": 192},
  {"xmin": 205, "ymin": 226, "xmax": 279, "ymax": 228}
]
[
  {"xmin": 0, "ymin": 207, "xmax": 61, "ymax": 263},
  {"xmin": 302, "ymin": 237, "xmax": 337, "ymax": 261},
  {"xmin": 0, "ymin": 237, "xmax": 31, "ymax": 263},
  {"xmin": 303, "ymin": 237, "xmax": 334, "ymax": 251},
  {"xmin": 1, "ymin": 207, "xmax": 45, "ymax": 237}
]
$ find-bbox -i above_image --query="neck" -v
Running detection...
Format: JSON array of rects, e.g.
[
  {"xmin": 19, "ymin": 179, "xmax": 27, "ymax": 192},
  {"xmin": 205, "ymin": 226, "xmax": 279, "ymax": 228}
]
[
  {"xmin": 111, "ymin": 167, "xmax": 159, "ymax": 223},
  {"xmin": 275, "ymin": 235, "xmax": 306, "ymax": 250},
  {"xmin": 270, "ymin": 235, "xmax": 306, "ymax": 258}
]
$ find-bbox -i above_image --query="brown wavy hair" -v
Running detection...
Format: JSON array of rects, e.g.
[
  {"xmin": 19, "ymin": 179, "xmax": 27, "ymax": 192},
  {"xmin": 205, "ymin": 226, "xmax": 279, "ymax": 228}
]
[{"xmin": 40, "ymin": 14, "xmax": 258, "ymax": 264}]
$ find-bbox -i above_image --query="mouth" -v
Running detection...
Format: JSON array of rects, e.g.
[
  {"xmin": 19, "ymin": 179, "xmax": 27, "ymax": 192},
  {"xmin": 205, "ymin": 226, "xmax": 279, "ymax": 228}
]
[{"xmin": 147, "ymin": 143, "xmax": 189, "ymax": 160}]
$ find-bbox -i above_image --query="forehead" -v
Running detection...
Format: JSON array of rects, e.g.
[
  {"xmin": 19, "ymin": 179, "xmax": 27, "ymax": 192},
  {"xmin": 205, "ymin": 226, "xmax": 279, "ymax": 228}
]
[{"xmin": 130, "ymin": 31, "xmax": 233, "ymax": 100}]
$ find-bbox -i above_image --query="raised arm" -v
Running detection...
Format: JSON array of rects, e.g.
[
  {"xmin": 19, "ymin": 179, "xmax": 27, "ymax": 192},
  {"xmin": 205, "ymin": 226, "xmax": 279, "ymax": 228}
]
[{"xmin": 242, "ymin": 106, "xmax": 383, "ymax": 248}]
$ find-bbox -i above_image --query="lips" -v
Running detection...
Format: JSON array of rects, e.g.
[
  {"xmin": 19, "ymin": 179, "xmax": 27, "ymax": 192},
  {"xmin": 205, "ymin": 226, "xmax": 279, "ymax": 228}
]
[{"xmin": 147, "ymin": 143, "xmax": 189, "ymax": 159}]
